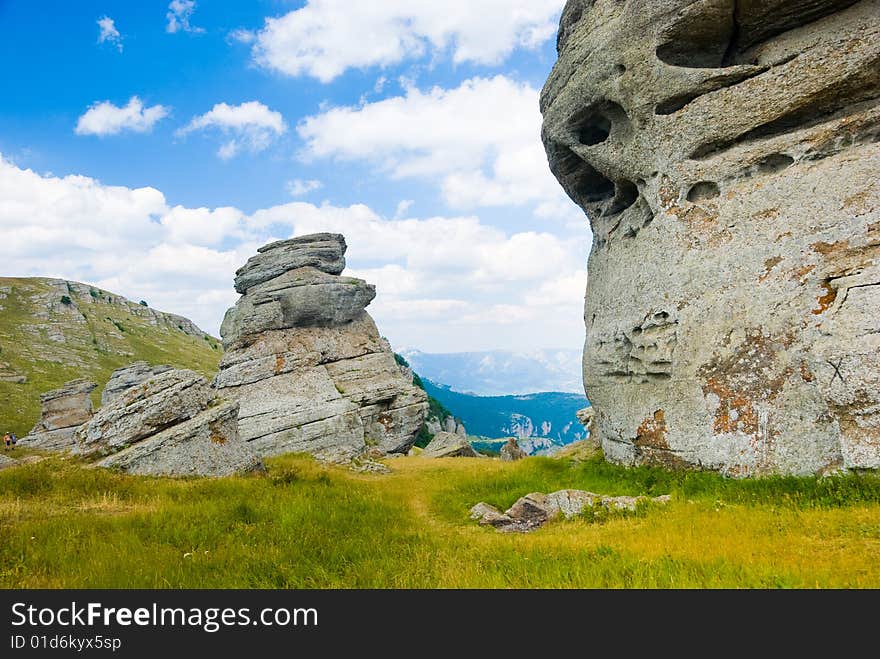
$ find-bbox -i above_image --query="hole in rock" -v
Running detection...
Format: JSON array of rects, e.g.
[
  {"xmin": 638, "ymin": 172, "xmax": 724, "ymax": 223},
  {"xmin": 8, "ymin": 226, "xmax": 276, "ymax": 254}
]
[
  {"xmin": 570, "ymin": 101, "xmax": 629, "ymax": 146},
  {"xmin": 756, "ymin": 153, "xmax": 794, "ymax": 174},
  {"xmin": 603, "ymin": 180, "xmax": 639, "ymax": 216},
  {"xmin": 545, "ymin": 140, "xmax": 616, "ymax": 209},
  {"xmin": 578, "ymin": 116, "xmax": 611, "ymax": 145},
  {"xmin": 686, "ymin": 181, "xmax": 720, "ymax": 202},
  {"xmin": 656, "ymin": 92, "xmax": 703, "ymax": 115}
]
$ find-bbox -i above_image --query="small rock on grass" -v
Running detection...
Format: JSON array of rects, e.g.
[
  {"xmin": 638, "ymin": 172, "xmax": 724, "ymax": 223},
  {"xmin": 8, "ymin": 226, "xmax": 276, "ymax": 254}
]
[{"xmin": 470, "ymin": 489, "xmax": 671, "ymax": 532}]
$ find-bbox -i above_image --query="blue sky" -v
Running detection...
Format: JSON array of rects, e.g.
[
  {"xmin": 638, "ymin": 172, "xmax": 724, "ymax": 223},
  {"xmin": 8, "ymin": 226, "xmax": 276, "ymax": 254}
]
[{"xmin": 0, "ymin": 0, "xmax": 589, "ymax": 354}]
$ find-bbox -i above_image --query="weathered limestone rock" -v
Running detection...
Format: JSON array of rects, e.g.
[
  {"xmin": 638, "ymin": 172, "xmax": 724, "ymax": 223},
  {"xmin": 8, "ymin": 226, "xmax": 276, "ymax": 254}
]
[
  {"xmin": 19, "ymin": 379, "xmax": 96, "ymax": 450},
  {"xmin": 221, "ymin": 267, "xmax": 375, "ymax": 348},
  {"xmin": 500, "ymin": 437, "xmax": 527, "ymax": 462},
  {"xmin": 215, "ymin": 233, "xmax": 428, "ymax": 461},
  {"xmin": 75, "ymin": 370, "xmax": 213, "ymax": 457},
  {"xmin": 101, "ymin": 361, "xmax": 173, "ymax": 406},
  {"xmin": 234, "ymin": 233, "xmax": 346, "ymax": 294},
  {"xmin": 74, "ymin": 369, "xmax": 261, "ymax": 476},
  {"xmin": 541, "ymin": 0, "xmax": 880, "ymax": 476},
  {"xmin": 470, "ymin": 489, "xmax": 670, "ymax": 532},
  {"xmin": 421, "ymin": 431, "xmax": 478, "ymax": 458},
  {"xmin": 96, "ymin": 401, "xmax": 262, "ymax": 477}
]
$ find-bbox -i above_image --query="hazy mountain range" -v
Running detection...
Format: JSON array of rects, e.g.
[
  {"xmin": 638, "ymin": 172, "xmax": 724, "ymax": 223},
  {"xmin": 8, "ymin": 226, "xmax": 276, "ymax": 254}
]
[
  {"xmin": 398, "ymin": 348, "xmax": 584, "ymax": 396},
  {"xmin": 421, "ymin": 379, "xmax": 589, "ymax": 454}
]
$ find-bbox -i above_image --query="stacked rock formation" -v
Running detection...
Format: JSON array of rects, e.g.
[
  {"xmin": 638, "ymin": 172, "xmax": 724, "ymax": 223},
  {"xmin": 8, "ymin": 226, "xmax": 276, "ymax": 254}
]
[
  {"xmin": 20, "ymin": 379, "xmax": 97, "ymax": 450},
  {"xmin": 541, "ymin": 0, "xmax": 880, "ymax": 475},
  {"xmin": 74, "ymin": 369, "xmax": 261, "ymax": 477},
  {"xmin": 101, "ymin": 361, "xmax": 172, "ymax": 406},
  {"xmin": 214, "ymin": 233, "xmax": 428, "ymax": 460}
]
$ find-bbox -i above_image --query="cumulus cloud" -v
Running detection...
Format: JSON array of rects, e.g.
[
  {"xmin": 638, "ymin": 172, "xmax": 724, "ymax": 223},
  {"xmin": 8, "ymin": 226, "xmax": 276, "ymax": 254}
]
[
  {"xmin": 75, "ymin": 97, "xmax": 170, "ymax": 136},
  {"xmin": 166, "ymin": 0, "xmax": 204, "ymax": 34},
  {"xmin": 242, "ymin": 0, "xmax": 565, "ymax": 82},
  {"xmin": 298, "ymin": 76, "xmax": 577, "ymax": 215},
  {"xmin": 177, "ymin": 101, "xmax": 287, "ymax": 160},
  {"xmin": 97, "ymin": 16, "xmax": 123, "ymax": 52},
  {"xmin": 286, "ymin": 179, "xmax": 323, "ymax": 197},
  {"xmin": 0, "ymin": 155, "xmax": 586, "ymax": 351}
]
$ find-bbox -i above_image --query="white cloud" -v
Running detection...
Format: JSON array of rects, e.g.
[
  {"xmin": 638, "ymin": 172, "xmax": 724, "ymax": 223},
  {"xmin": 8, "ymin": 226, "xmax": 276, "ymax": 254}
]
[
  {"xmin": 244, "ymin": 0, "xmax": 565, "ymax": 82},
  {"xmin": 75, "ymin": 97, "xmax": 170, "ymax": 137},
  {"xmin": 166, "ymin": 0, "xmax": 204, "ymax": 34},
  {"xmin": 177, "ymin": 101, "xmax": 287, "ymax": 160},
  {"xmin": 0, "ymin": 155, "xmax": 586, "ymax": 351},
  {"xmin": 97, "ymin": 16, "xmax": 123, "ymax": 52},
  {"xmin": 298, "ymin": 76, "xmax": 576, "ymax": 215},
  {"xmin": 228, "ymin": 28, "xmax": 255, "ymax": 44},
  {"xmin": 286, "ymin": 179, "xmax": 323, "ymax": 197},
  {"xmin": 394, "ymin": 200, "xmax": 413, "ymax": 219}
]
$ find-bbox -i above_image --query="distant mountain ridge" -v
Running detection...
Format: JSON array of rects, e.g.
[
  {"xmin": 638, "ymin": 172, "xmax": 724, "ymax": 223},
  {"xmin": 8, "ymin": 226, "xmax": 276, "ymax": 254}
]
[
  {"xmin": 399, "ymin": 348, "xmax": 584, "ymax": 396},
  {"xmin": 421, "ymin": 379, "xmax": 589, "ymax": 455},
  {"xmin": 0, "ymin": 277, "xmax": 222, "ymax": 436}
]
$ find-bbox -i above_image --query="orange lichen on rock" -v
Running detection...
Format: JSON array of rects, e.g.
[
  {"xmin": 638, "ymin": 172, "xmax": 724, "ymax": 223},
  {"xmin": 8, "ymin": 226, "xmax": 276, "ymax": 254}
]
[
  {"xmin": 811, "ymin": 240, "xmax": 849, "ymax": 255},
  {"xmin": 800, "ymin": 362, "xmax": 815, "ymax": 383},
  {"xmin": 759, "ymin": 256, "xmax": 783, "ymax": 282},
  {"xmin": 274, "ymin": 354, "xmax": 285, "ymax": 375},
  {"xmin": 704, "ymin": 378, "xmax": 759, "ymax": 435},
  {"xmin": 790, "ymin": 264, "xmax": 816, "ymax": 282},
  {"xmin": 811, "ymin": 282, "xmax": 837, "ymax": 314},
  {"xmin": 635, "ymin": 409, "xmax": 668, "ymax": 449}
]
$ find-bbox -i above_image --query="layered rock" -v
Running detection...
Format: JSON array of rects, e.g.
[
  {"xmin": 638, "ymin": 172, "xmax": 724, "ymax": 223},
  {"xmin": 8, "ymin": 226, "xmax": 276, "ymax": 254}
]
[
  {"xmin": 20, "ymin": 379, "xmax": 96, "ymax": 450},
  {"xmin": 214, "ymin": 233, "xmax": 428, "ymax": 460},
  {"xmin": 421, "ymin": 431, "xmax": 478, "ymax": 458},
  {"xmin": 541, "ymin": 0, "xmax": 880, "ymax": 475},
  {"xmin": 74, "ymin": 369, "xmax": 261, "ymax": 477},
  {"xmin": 101, "ymin": 361, "xmax": 173, "ymax": 406}
]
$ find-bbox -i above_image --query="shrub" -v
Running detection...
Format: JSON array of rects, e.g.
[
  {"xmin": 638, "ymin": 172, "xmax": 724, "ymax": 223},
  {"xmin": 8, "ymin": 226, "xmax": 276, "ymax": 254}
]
[
  {"xmin": 139, "ymin": 300, "xmax": 148, "ymax": 307},
  {"xmin": 60, "ymin": 295, "xmax": 72, "ymax": 305}
]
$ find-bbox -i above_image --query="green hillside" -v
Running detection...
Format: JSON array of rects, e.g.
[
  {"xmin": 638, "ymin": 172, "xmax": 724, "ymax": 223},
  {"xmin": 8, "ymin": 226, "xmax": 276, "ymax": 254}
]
[{"xmin": 0, "ymin": 277, "xmax": 222, "ymax": 437}]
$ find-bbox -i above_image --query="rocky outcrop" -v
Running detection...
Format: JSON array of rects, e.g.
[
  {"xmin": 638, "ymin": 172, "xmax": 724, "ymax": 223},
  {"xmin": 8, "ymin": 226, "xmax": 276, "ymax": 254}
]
[
  {"xmin": 0, "ymin": 362, "xmax": 26, "ymax": 384},
  {"xmin": 421, "ymin": 431, "xmax": 478, "ymax": 458},
  {"xmin": 500, "ymin": 437, "xmax": 527, "ymax": 462},
  {"xmin": 95, "ymin": 401, "xmax": 260, "ymax": 477},
  {"xmin": 74, "ymin": 369, "xmax": 261, "ymax": 476},
  {"xmin": 470, "ymin": 490, "xmax": 671, "ymax": 532},
  {"xmin": 426, "ymin": 416, "xmax": 467, "ymax": 437},
  {"xmin": 214, "ymin": 233, "xmax": 428, "ymax": 461},
  {"xmin": 101, "ymin": 362, "xmax": 173, "ymax": 406},
  {"xmin": 541, "ymin": 0, "xmax": 880, "ymax": 475},
  {"xmin": 19, "ymin": 379, "xmax": 96, "ymax": 450}
]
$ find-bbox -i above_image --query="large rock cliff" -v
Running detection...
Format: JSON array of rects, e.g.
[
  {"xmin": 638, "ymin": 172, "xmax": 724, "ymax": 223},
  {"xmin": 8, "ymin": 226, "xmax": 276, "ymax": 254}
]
[
  {"xmin": 214, "ymin": 233, "xmax": 428, "ymax": 460},
  {"xmin": 541, "ymin": 0, "xmax": 880, "ymax": 475}
]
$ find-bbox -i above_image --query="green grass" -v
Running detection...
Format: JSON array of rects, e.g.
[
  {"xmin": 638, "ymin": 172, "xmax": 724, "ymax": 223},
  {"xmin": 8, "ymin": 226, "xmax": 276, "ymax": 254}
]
[
  {"xmin": 0, "ymin": 277, "xmax": 221, "ymax": 437},
  {"xmin": 1, "ymin": 452, "xmax": 878, "ymax": 588}
]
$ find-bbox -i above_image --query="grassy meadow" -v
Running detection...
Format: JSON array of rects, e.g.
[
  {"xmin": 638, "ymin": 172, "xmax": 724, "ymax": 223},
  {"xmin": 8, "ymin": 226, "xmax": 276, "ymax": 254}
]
[{"xmin": 1, "ymin": 448, "xmax": 879, "ymax": 588}]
